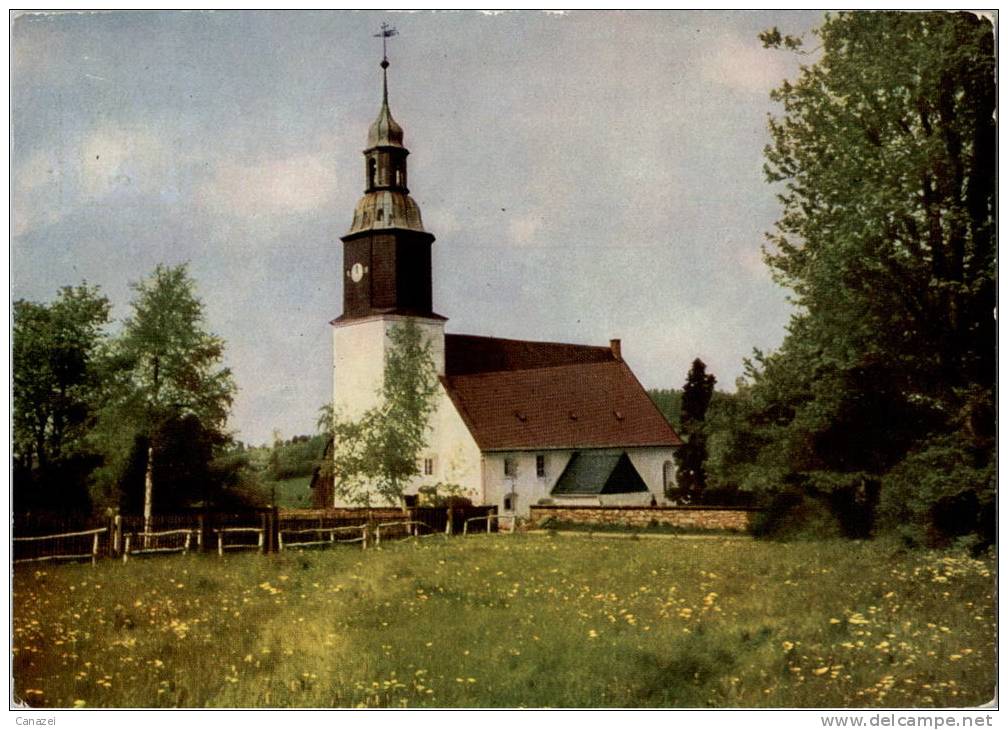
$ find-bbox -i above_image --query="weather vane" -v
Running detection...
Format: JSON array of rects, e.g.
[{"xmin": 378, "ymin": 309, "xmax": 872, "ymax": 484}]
[{"xmin": 374, "ymin": 22, "xmax": 398, "ymax": 68}]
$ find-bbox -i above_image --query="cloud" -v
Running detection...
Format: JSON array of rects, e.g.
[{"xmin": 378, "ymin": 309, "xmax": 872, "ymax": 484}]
[
  {"xmin": 701, "ymin": 33, "xmax": 791, "ymax": 94},
  {"xmin": 199, "ymin": 152, "xmax": 342, "ymax": 219},
  {"xmin": 78, "ymin": 126, "xmax": 175, "ymax": 199},
  {"xmin": 421, "ymin": 205, "xmax": 463, "ymax": 235},
  {"xmin": 13, "ymin": 124, "xmax": 175, "ymax": 236},
  {"xmin": 13, "ymin": 148, "xmax": 63, "ymax": 236},
  {"xmin": 507, "ymin": 212, "xmax": 546, "ymax": 247},
  {"xmin": 737, "ymin": 242, "xmax": 770, "ymax": 278}
]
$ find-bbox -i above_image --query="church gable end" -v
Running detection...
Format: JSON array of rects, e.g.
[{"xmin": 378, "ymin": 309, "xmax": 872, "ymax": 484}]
[{"xmin": 551, "ymin": 451, "xmax": 649, "ymax": 496}]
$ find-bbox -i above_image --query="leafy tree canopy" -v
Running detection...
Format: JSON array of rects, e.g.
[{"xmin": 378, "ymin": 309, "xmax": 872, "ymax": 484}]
[
  {"xmin": 726, "ymin": 12, "xmax": 995, "ymax": 541},
  {"xmin": 13, "ymin": 285, "xmax": 111, "ymax": 470},
  {"xmin": 13, "ymin": 285, "xmax": 111, "ymax": 515},
  {"xmin": 91, "ymin": 264, "xmax": 236, "ymax": 512}
]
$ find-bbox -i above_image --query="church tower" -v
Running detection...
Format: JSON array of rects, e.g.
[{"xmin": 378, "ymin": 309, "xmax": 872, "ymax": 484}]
[{"xmin": 332, "ymin": 34, "xmax": 446, "ymax": 427}]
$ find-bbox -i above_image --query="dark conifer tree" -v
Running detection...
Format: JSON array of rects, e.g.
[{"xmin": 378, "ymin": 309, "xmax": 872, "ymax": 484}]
[{"xmin": 675, "ymin": 359, "xmax": 716, "ymax": 499}]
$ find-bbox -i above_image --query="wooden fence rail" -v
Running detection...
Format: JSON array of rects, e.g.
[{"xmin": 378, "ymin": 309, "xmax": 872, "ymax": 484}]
[
  {"xmin": 374, "ymin": 520, "xmax": 445, "ymax": 546},
  {"xmin": 462, "ymin": 513, "xmax": 517, "ymax": 535},
  {"xmin": 278, "ymin": 525, "xmax": 368, "ymax": 551},
  {"xmin": 214, "ymin": 527, "xmax": 265, "ymax": 556},
  {"xmin": 122, "ymin": 529, "xmax": 199, "ymax": 562},
  {"xmin": 13, "ymin": 506, "xmax": 507, "ymax": 565},
  {"xmin": 13, "ymin": 527, "xmax": 107, "ymax": 566}
]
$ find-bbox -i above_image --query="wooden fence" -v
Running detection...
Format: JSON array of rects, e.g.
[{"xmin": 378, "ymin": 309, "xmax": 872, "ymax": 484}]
[
  {"xmin": 278, "ymin": 525, "xmax": 368, "ymax": 551},
  {"xmin": 13, "ymin": 527, "xmax": 107, "ymax": 565},
  {"xmin": 122, "ymin": 529, "xmax": 199, "ymax": 562},
  {"xmin": 462, "ymin": 512, "xmax": 517, "ymax": 535},
  {"xmin": 11, "ymin": 504, "xmax": 503, "ymax": 564},
  {"xmin": 214, "ymin": 527, "xmax": 265, "ymax": 555}
]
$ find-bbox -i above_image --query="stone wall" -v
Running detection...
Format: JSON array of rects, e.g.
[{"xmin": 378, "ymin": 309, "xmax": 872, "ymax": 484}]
[{"xmin": 528, "ymin": 505, "xmax": 759, "ymax": 532}]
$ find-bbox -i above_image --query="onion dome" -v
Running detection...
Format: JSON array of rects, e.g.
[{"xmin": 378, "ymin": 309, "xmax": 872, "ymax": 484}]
[{"xmin": 366, "ymin": 60, "xmax": 405, "ymax": 150}]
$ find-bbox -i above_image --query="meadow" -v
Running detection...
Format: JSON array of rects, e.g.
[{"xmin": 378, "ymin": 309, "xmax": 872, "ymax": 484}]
[
  {"xmin": 262, "ymin": 475, "xmax": 313, "ymax": 508},
  {"xmin": 12, "ymin": 534, "xmax": 995, "ymax": 708}
]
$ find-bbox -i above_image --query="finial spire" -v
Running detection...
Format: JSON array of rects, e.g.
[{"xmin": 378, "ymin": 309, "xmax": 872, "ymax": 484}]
[
  {"xmin": 366, "ymin": 23, "xmax": 405, "ymax": 151},
  {"xmin": 375, "ymin": 22, "xmax": 398, "ymax": 103}
]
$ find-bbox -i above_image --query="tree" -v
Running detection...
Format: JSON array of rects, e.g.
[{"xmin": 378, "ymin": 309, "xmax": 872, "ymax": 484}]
[
  {"xmin": 92, "ymin": 264, "xmax": 235, "ymax": 528},
  {"xmin": 322, "ymin": 318, "xmax": 439, "ymax": 507},
  {"xmin": 673, "ymin": 359, "xmax": 716, "ymax": 499},
  {"xmin": 12, "ymin": 285, "xmax": 111, "ymax": 514},
  {"xmin": 732, "ymin": 12, "xmax": 995, "ymax": 538},
  {"xmin": 761, "ymin": 12, "xmax": 994, "ymax": 405}
]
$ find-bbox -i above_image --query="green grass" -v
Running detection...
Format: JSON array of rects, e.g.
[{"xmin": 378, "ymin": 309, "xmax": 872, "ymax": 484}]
[
  {"xmin": 261, "ymin": 475, "xmax": 312, "ymax": 508},
  {"xmin": 12, "ymin": 535, "xmax": 995, "ymax": 708},
  {"xmin": 536, "ymin": 520, "xmax": 742, "ymax": 536}
]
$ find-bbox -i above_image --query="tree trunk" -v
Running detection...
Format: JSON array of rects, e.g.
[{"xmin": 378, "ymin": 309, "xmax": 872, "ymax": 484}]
[{"xmin": 143, "ymin": 443, "xmax": 154, "ymax": 548}]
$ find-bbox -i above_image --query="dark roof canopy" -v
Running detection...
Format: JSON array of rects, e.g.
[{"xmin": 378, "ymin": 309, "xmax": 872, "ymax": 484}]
[
  {"xmin": 442, "ymin": 335, "xmax": 681, "ymax": 451},
  {"xmin": 551, "ymin": 451, "xmax": 650, "ymax": 495},
  {"xmin": 445, "ymin": 334, "xmax": 613, "ymax": 376}
]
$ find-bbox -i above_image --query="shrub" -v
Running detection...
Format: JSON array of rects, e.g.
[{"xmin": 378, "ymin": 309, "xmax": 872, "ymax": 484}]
[
  {"xmin": 750, "ymin": 489, "xmax": 842, "ymax": 540},
  {"xmin": 877, "ymin": 434, "xmax": 994, "ymax": 549}
]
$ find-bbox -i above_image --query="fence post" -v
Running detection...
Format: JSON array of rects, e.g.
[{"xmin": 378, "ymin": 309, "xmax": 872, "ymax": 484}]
[
  {"xmin": 183, "ymin": 531, "xmax": 192, "ymax": 556},
  {"xmin": 278, "ymin": 531, "xmax": 285, "ymax": 552},
  {"xmin": 123, "ymin": 535, "xmax": 131, "ymax": 563},
  {"xmin": 217, "ymin": 531, "xmax": 223, "ymax": 557},
  {"xmin": 376, "ymin": 525, "xmax": 381, "ymax": 547},
  {"xmin": 361, "ymin": 525, "xmax": 367, "ymax": 550},
  {"xmin": 487, "ymin": 512, "xmax": 492, "ymax": 534},
  {"xmin": 112, "ymin": 514, "xmax": 122, "ymax": 557},
  {"xmin": 91, "ymin": 532, "xmax": 99, "ymax": 566}
]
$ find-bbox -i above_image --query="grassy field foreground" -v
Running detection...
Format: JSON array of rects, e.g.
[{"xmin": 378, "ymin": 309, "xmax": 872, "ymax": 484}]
[{"xmin": 12, "ymin": 535, "xmax": 995, "ymax": 708}]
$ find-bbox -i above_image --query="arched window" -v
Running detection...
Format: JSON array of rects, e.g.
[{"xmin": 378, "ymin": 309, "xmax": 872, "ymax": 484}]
[
  {"xmin": 395, "ymin": 168, "xmax": 404, "ymax": 187},
  {"xmin": 367, "ymin": 158, "xmax": 376, "ymax": 189},
  {"xmin": 663, "ymin": 460, "xmax": 676, "ymax": 493}
]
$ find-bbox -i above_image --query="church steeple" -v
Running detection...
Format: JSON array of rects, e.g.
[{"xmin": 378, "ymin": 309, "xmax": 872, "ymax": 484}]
[
  {"xmin": 347, "ymin": 29, "xmax": 426, "ymax": 236},
  {"xmin": 367, "ymin": 57, "xmax": 404, "ymax": 151},
  {"xmin": 337, "ymin": 26, "xmax": 440, "ymax": 323}
]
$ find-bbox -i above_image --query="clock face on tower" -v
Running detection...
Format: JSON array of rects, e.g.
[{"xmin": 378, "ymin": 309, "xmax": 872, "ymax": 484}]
[{"xmin": 350, "ymin": 262, "xmax": 364, "ymax": 283}]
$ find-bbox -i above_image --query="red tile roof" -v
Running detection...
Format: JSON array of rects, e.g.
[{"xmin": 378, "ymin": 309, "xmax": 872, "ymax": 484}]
[{"xmin": 442, "ymin": 335, "xmax": 681, "ymax": 451}]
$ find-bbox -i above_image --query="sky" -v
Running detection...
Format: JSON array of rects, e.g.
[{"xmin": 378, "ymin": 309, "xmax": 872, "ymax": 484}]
[{"xmin": 11, "ymin": 9, "xmax": 826, "ymax": 446}]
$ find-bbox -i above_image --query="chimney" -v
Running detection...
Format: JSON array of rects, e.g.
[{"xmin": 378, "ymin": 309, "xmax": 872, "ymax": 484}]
[{"xmin": 609, "ymin": 338, "xmax": 622, "ymax": 361}]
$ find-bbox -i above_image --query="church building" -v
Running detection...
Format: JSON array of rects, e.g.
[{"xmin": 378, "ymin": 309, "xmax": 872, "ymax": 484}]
[{"xmin": 320, "ymin": 45, "xmax": 681, "ymax": 517}]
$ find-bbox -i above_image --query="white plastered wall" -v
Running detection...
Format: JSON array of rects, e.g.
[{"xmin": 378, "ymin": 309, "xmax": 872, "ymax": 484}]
[
  {"xmin": 625, "ymin": 446, "xmax": 679, "ymax": 505},
  {"xmin": 407, "ymin": 384, "xmax": 484, "ymax": 503},
  {"xmin": 481, "ymin": 446, "xmax": 678, "ymax": 517},
  {"xmin": 330, "ymin": 314, "xmax": 448, "ymax": 507},
  {"xmin": 482, "ymin": 450, "xmax": 572, "ymax": 517},
  {"xmin": 332, "ymin": 315, "xmax": 447, "ymax": 420}
]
